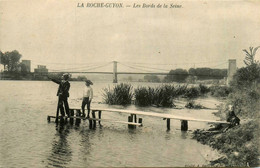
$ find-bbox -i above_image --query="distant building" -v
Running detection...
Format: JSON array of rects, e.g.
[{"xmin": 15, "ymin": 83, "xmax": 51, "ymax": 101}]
[
  {"xmin": 21, "ymin": 60, "xmax": 31, "ymax": 72},
  {"xmin": 34, "ymin": 65, "xmax": 48, "ymax": 73}
]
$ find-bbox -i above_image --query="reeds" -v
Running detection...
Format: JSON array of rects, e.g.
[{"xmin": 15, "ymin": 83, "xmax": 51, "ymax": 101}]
[
  {"xmin": 135, "ymin": 84, "xmax": 178, "ymax": 107},
  {"xmin": 102, "ymin": 83, "xmax": 133, "ymax": 105},
  {"xmin": 102, "ymin": 83, "xmax": 230, "ymax": 106}
]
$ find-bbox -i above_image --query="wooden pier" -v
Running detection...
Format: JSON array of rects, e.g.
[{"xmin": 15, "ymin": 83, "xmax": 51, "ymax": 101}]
[{"xmin": 47, "ymin": 107, "xmax": 230, "ymax": 131}]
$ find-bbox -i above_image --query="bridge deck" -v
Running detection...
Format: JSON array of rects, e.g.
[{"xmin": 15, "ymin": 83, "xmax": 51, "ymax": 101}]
[{"xmin": 70, "ymin": 107, "xmax": 229, "ymax": 124}]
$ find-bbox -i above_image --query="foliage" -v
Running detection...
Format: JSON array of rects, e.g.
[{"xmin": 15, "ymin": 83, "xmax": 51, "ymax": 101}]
[
  {"xmin": 77, "ymin": 75, "xmax": 87, "ymax": 81},
  {"xmin": 144, "ymin": 75, "xmax": 160, "ymax": 83},
  {"xmin": 152, "ymin": 85, "xmax": 175, "ymax": 107},
  {"xmin": 164, "ymin": 68, "xmax": 189, "ymax": 83},
  {"xmin": 188, "ymin": 68, "xmax": 227, "ymax": 80},
  {"xmin": 185, "ymin": 75, "xmax": 197, "ymax": 84},
  {"xmin": 102, "ymin": 83, "xmax": 133, "ymax": 105},
  {"xmin": 231, "ymin": 46, "xmax": 260, "ymax": 89},
  {"xmin": 134, "ymin": 85, "xmax": 176, "ymax": 107},
  {"xmin": 193, "ymin": 46, "xmax": 260, "ymax": 167},
  {"xmin": 193, "ymin": 121, "xmax": 259, "ymax": 167},
  {"xmin": 185, "ymin": 100, "xmax": 204, "ymax": 109},
  {"xmin": 209, "ymin": 85, "xmax": 231, "ymax": 97},
  {"xmin": 231, "ymin": 64, "xmax": 260, "ymax": 89},
  {"xmin": 134, "ymin": 86, "xmax": 154, "ymax": 106},
  {"xmin": 243, "ymin": 46, "xmax": 260, "ymax": 66},
  {"xmin": 198, "ymin": 84, "xmax": 210, "ymax": 94},
  {"xmin": 227, "ymin": 89, "xmax": 260, "ymax": 118},
  {"xmin": 174, "ymin": 84, "xmax": 188, "ymax": 96},
  {"xmin": 0, "ymin": 50, "xmax": 22, "ymax": 72},
  {"xmin": 183, "ymin": 87, "xmax": 200, "ymax": 99}
]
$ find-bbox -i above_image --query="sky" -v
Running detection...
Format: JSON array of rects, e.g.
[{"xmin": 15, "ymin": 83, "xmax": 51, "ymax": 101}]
[{"xmin": 0, "ymin": 0, "xmax": 260, "ymax": 73}]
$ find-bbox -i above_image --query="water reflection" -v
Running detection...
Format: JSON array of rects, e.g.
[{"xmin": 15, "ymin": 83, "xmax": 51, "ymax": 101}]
[
  {"xmin": 47, "ymin": 124, "xmax": 72, "ymax": 168},
  {"xmin": 181, "ymin": 131, "xmax": 188, "ymax": 139},
  {"xmin": 78, "ymin": 127, "xmax": 92, "ymax": 163}
]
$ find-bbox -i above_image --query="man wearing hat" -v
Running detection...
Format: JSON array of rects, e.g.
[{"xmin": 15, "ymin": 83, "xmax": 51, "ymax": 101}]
[
  {"xmin": 49, "ymin": 73, "xmax": 71, "ymax": 118},
  {"xmin": 81, "ymin": 79, "xmax": 93, "ymax": 118}
]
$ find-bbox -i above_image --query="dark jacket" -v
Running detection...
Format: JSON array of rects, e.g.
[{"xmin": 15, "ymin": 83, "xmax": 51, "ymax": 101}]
[{"xmin": 51, "ymin": 79, "xmax": 70, "ymax": 97}]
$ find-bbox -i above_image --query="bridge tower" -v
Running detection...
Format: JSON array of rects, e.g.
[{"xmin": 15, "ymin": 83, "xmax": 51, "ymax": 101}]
[
  {"xmin": 227, "ymin": 59, "xmax": 236, "ymax": 85},
  {"xmin": 113, "ymin": 61, "xmax": 118, "ymax": 83}
]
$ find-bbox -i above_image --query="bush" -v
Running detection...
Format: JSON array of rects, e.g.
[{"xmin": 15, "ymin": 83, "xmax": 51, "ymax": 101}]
[
  {"xmin": 185, "ymin": 100, "xmax": 204, "ymax": 109},
  {"xmin": 153, "ymin": 85, "xmax": 175, "ymax": 107},
  {"xmin": 102, "ymin": 83, "xmax": 133, "ymax": 105},
  {"xmin": 174, "ymin": 84, "xmax": 188, "ymax": 96},
  {"xmin": 210, "ymin": 85, "xmax": 232, "ymax": 97},
  {"xmin": 134, "ymin": 85, "xmax": 175, "ymax": 107},
  {"xmin": 193, "ymin": 120, "xmax": 259, "ymax": 167},
  {"xmin": 199, "ymin": 84, "xmax": 210, "ymax": 94},
  {"xmin": 227, "ymin": 89, "xmax": 260, "ymax": 118},
  {"xmin": 134, "ymin": 86, "xmax": 153, "ymax": 106},
  {"xmin": 183, "ymin": 87, "xmax": 200, "ymax": 99}
]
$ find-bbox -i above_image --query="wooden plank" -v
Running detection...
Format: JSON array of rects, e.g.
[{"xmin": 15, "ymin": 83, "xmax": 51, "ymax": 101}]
[
  {"xmin": 47, "ymin": 115, "xmax": 142, "ymax": 126},
  {"xmin": 70, "ymin": 107, "xmax": 229, "ymax": 124}
]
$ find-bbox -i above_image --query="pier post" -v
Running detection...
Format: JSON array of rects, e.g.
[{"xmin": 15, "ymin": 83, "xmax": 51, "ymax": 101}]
[
  {"xmin": 128, "ymin": 116, "xmax": 133, "ymax": 129},
  {"xmin": 47, "ymin": 116, "xmax": 50, "ymax": 122},
  {"xmin": 113, "ymin": 61, "xmax": 118, "ymax": 83},
  {"xmin": 181, "ymin": 120, "xmax": 188, "ymax": 131},
  {"xmin": 92, "ymin": 111, "xmax": 96, "ymax": 128},
  {"xmin": 89, "ymin": 119, "xmax": 93, "ymax": 129},
  {"xmin": 167, "ymin": 119, "xmax": 170, "ymax": 130},
  {"xmin": 98, "ymin": 110, "xmax": 102, "ymax": 126},
  {"xmin": 70, "ymin": 109, "xmax": 74, "ymax": 125},
  {"xmin": 138, "ymin": 118, "xmax": 143, "ymax": 126},
  {"xmin": 131, "ymin": 114, "xmax": 136, "ymax": 129},
  {"xmin": 75, "ymin": 109, "xmax": 81, "ymax": 126}
]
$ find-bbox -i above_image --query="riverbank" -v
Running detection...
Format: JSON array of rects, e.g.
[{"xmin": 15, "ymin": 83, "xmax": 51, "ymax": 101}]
[{"xmin": 192, "ymin": 88, "xmax": 260, "ymax": 167}]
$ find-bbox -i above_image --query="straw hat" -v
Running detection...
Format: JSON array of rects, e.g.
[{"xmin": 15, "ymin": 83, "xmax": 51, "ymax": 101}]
[
  {"xmin": 62, "ymin": 73, "xmax": 70, "ymax": 79},
  {"xmin": 85, "ymin": 79, "xmax": 93, "ymax": 85}
]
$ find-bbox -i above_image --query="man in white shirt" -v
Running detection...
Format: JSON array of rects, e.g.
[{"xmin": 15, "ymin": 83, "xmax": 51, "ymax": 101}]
[{"xmin": 81, "ymin": 79, "xmax": 93, "ymax": 118}]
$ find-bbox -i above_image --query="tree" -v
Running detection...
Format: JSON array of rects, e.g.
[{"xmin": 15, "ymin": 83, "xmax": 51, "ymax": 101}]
[
  {"xmin": 165, "ymin": 68, "xmax": 189, "ymax": 82},
  {"xmin": 1, "ymin": 50, "xmax": 22, "ymax": 72},
  {"xmin": 0, "ymin": 51, "xmax": 9, "ymax": 71},
  {"xmin": 243, "ymin": 46, "xmax": 260, "ymax": 66},
  {"xmin": 231, "ymin": 46, "xmax": 260, "ymax": 89},
  {"xmin": 144, "ymin": 75, "xmax": 160, "ymax": 82}
]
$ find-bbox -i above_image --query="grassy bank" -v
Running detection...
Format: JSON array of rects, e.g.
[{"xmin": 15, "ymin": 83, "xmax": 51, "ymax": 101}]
[{"xmin": 193, "ymin": 86, "xmax": 260, "ymax": 167}]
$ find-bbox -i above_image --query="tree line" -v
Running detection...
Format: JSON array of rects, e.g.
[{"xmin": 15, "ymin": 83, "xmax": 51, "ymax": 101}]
[
  {"xmin": 143, "ymin": 68, "xmax": 227, "ymax": 83},
  {"xmin": 0, "ymin": 50, "xmax": 23, "ymax": 72}
]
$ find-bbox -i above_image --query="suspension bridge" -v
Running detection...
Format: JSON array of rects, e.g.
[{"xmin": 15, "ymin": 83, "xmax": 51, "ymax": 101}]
[{"xmin": 45, "ymin": 60, "xmax": 236, "ymax": 84}]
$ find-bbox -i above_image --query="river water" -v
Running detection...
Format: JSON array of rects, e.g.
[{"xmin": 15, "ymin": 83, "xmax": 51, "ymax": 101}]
[{"xmin": 0, "ymin": 80, "xmax": 222, "ymax": 167}]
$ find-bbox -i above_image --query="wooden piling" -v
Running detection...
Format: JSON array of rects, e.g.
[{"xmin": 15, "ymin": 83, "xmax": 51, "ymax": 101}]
[
  {"xmin": 92, "ymin": 111, "xmax": 96, "ymax": 128},
  {"xmin": 128, "ymin": 116, "xmax": 133, "ymax": 129},
  {"xmin": 47, "ymin": 116, "xmax": 51, "ymax": 122},
  {"xmin": 181, "ymin": 120, "xmax": 188, "ymax": 131},
  {"xmin": 130, "ymin": 114, "xmax": 136, "ymax": 129},
  {"xmin": 89, "ymin": 119, "xmax": 93, "ymax": 129},
  {"xmin": 167, "ymin": 118, "xmax": 170, "ymax": 130},
  {"xmin": 98, "ymin": 110, "xmax": 102, "ymax": 126},
  {"xmin": 70, "ymin": 109, "xmax": 74, "ymax": 125},
  {"xmin": 75, "ymin": 109, "xmax": 81, "ymax": 126},
  {"xmin": 138, "ymin": 118, "xmax": 143, "ymax": 126}
]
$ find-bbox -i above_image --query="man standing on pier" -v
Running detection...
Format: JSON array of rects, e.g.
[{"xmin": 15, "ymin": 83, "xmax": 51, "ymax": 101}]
[
  {"xmin": 81, "ymin": 79, "xmax": 93, "ymax": 118},
  {"xmin": 49, "ymin": 73, "xmax": 71, "ymax": 119}
]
